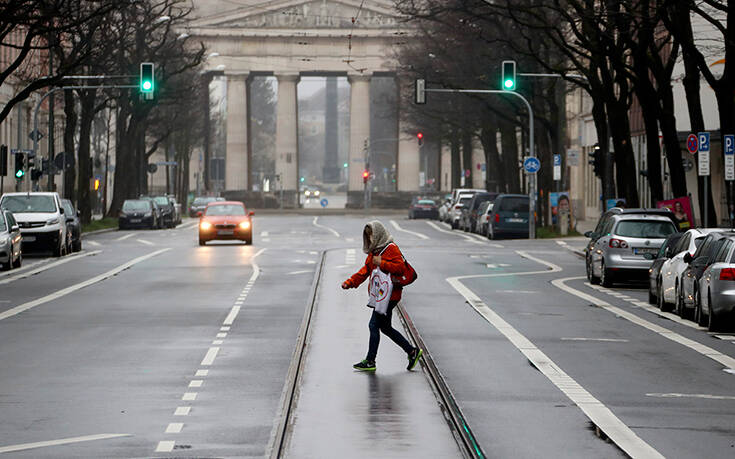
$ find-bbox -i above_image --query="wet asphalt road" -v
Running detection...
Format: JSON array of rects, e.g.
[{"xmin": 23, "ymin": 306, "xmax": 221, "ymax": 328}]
[{"xmin": 1, "ymin": 214, "xmax": 735, "ymax": 458}]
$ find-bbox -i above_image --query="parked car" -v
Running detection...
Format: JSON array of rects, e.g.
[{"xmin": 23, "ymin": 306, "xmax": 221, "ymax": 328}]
[
  {"xmin": 190, "ymin": 196, "xmax": 219, "ymax": 217},
  {"xmin": 0, "ymin": 210, "xmax": 22, "ymax": 270},
  {"xmin": 677, "ymin": 231, "xmax": 735, "ymax": 318},
  {"xmin": 486, "ymin": 194, "xmax": 530, "ymax": 240},
  {"xmin": 658, "ymin": 229, "xmax": 719, "ymax": 310},
  {"xmin": 587, "ymin": 213, "xmax": 677, "ymax": 287},
  {"xmin": 449, "ymin": 194, "xmax": 474, "ymax": 229},
  {"xmin": 139, "ymin": 197, "xmax": 164, "ymax": 228},
  {"xmin": 150, "ymin": 195, "xmax": 176, "ymax": 228},
  {"xmin": 408, "ymin": 198, "xmax": 439, "ymax": 219},
  {"xmin": 475, "ymin": 201, "xmax": 494, "ymax": 235},
  {"xmin": 697, "ymin": 235, "xmax": 735, "ymax": 330},
  {"xmin": 450, "ymin": 188, "xmax": 485, "ymax": 205},
  {"xmin": 168, "ymin": 196, "xmax": 182, "ymax": 224},
  {"xmin": 0, "ymin": 192, "xmax": 69, "ymax": 257},
  {"xmin": 198, "ymin": 201, "xmax": 254, "ymax": 245},
  {"xmin": 438, "ymin": 195, "xmax": 452, "ymax": 222},
  {"xmin": 61, "ymin": 199, "xmax": 82, "ymax": 252},
  {"xmin": 464, "ymin": 192, "xmax": 497, "ymax": 233},
  {"xmin": 645, "ymin": 232, "xmax": 684, "ymax": 304},
  {"xmin": 119, "ymin": 199, "xmax": 158, "ymax": 229}
]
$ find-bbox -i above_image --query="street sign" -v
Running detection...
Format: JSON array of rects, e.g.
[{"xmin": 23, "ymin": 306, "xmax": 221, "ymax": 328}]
[
  {"xmin": 553, "ymin": 154, "xmax": 561, "ymax": 181},
  {"xmin": 54, "ymin": 152, "xmax": 74, "ymax": 171},
  {"xmin": 415, "ymin": 79, "xmax": 426, "ymax": 104},
  {"xmin": 28, "ymin": 129, "xmax": 44, "ymax": 142},
  {"xmin": 698, "ymin": 132, "xmax": 710, "ymax": 176},
  {"xmin": 523, "ymin": 156, "xmax": 541, "ymax": 174},
  {"xmin": 481, "ymin": 163, "xmax": 486, "ymax": 172},
  {"xmin": 725, "ymin": 135, "xmax": 734, "ymax": 181},
  {"xmin": 566, "ymin": 148, "xmax": 579, "ymax": 166},
  {"xmin": 147, "ymin": 163, "xmax": 158, "ymax": 174},
  {"xmin": 320, "ymin": 198, "xmax": 328, "ymax": 208},
  {"xmin": 464, "ymin": 169, "xmax": 471, "ymax": 177},
  {"xmin": 686, "ymin": 134, "xmax": 698, "ymax": 155}
]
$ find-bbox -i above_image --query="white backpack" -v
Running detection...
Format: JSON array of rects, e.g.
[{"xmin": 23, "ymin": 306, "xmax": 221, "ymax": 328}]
[{"xmin": 367, "ymin": 245, "xmax": 394, "ymax": 315}]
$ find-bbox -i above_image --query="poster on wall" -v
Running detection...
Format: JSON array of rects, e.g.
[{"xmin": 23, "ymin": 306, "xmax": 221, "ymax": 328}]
[
  {"xmin": 656, "ymin": 197, "xmax": 693, "ymax": 230},
  {"xmin": 549, "ymin": 191, "xmax": 571, "ymax": 226},
  {"xmin": 606, "ymin": 198, "xmax": 626, "ymax": 211}
]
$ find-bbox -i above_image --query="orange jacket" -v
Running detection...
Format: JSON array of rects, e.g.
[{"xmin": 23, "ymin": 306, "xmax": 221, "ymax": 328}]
[{"xmin": 343, "ymin": 243, "xmax": 406, "ymax": 301}]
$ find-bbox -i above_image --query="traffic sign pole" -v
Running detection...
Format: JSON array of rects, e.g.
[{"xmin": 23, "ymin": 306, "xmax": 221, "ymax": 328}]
[{"xmin": 698, "ymin": 132, "xmax": 711, "ymax": 226}]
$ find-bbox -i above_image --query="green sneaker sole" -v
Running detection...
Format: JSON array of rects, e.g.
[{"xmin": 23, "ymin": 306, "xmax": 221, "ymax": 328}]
[
  {"xmin": 353, "ymin": 365, "xmax": 376, "ymax": 371},
  {"xmin": 408, "ymin": 349, "xmax": 423, "ymax": 371}
]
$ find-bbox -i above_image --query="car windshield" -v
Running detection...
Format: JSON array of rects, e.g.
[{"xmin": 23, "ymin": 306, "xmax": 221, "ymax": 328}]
[
  {"xmin": 193, "ymin": 197, "xmax": 216, "ymax": 205},
  {"xmin": 615, "ymin": 220, "xmax": 677, "ymax": 238},
  {"xmin": 205, "ymin": 204, "xmax": 246, "ymax": 216},
  {"xmin": 458, "ymin": 197, "xmax": 471, "ymax": 206},
  {"xmin": 62, "ymin": 201, "xmax": 74, "ymax": 216},
  {"xmin": 123, "ymin": 200, "xmax": 150, "ymax": 212},
  {"xmin": 154, "ymin": 196, "xmax": 169, "ymax": 206},
  {"xmin": 0, "ymin": 195, "xmax": 56, "ymax": 213},
  {"xmin": 498, "ymin": 197, "xmax": 529, "ymax": 213},
  {"xmin": 418, "ymin": 200, "xmax": 435, "ymax": 205}
]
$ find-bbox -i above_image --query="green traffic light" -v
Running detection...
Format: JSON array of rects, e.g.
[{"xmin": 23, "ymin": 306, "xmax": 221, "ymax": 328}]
[
  {"xmin": 15, "ymin": 169, "xmax": 23, "ymax": 178},
  {"xmin": 504, "ymin": 79, "xmax": 514, "ymax": 89},
  {"xmin": 300, "ymin": 177, "xmax": 305, "ymax": 182},
  {"xmin": 142, "ymin": 81, "xmax": 152, "ymax": 91},
  {"xmin": 343, "ymin": 163, "xmax": 348, "ymax": 168}
]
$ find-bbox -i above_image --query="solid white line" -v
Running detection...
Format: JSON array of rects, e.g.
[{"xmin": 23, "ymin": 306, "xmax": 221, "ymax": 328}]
[
  {"xmin": 646, "ymin": 393, "xmax": 735, "ymax": 400},
  {"xmin": 0, "ymin": 434, "xmax": 130, "ymax": 454},
  {"xmin": 174, "ymin": 407, "xmax": 191, "ymax": 416},
  {"xmin": 201, "ymin": 347, "xmax": 219, "ymax": 366},
  {"xmin": 0, "ymin": 249, "xmax": 170, "ymax": 322},
  {"xmin": 313, "ymin": 216, "xmax": 340, "ymax": 237},
  {"xmin": 390, "ymin": 220, "xmax": 430, "ymax": 240},
  {"xmin": 561, "ymin": 337, "xmax": 630, "ymax": 343},
  {"xmin": 195, "ymin": 369, "xmax": 209, "ymax": 377},
  {"xmin": 182, "ymin": 392, "xmax": 197, "ymax": 401},
  {"xmin": 116, "ymin": 233, "xmax": 134, "ymax": 241},
  {"xmin": 0, "ymin": 250, "xmax": 102, "ymax": 286},
  {"xmin": 288, "ymin": 270, "xmax": 312, "ymax": 275},
  {"xmin": 223, "ymin": 306, "xmax": 240, "ymax": 325},
  {"xmin": 86, "ymin": 240, "xmax": 101, "ymax": 247},
  {"xmin": 0, "ymin": 257, "xmax": 49, "ymax": 278},
  {"xmin": 136, "ymin": 239, "xmax": 154, "ymax": 246},
  {"xmin": 447, "ymin": 272, "xmax": 664, "ymax": 459},
  {"xmin": 155, "ymin": 440, "xmax": 175, "ymax": 452},
  {"xmin": 553, "ymin": 277, "xmax": 735, "ymax": 370},
  {"xmin": 165, "ymin": 423, "xmax": 183, "ymax": 433},
  {"xmin": 189, "ymin": 380, "xmax": 203, "ymax": 388},
  {"xmin": 426, "ymin": 220, "xmax": 482, "ymax": 244}
]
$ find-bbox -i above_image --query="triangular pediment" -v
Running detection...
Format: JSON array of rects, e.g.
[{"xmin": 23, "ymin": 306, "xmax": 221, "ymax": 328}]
[{"xmin": 190, "ymin": 0, "xmax": 401, "ymax": 30}]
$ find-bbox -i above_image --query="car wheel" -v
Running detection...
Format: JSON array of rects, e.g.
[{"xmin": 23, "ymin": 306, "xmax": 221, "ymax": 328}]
[
  {"xmin": 675, "ymin": 285, "xmax": 690, "ymax": 319},
  {"xmin": 488, "ymin": 224, "xmax": 495, "ymax": 240},
  {"xmin": 198, "ymin": 239, "xmax": 206, "ymax": 246},
  {"xmin": 73, "ymin": 240, "xmax": 82, "ymax": 252},
  {"xmin": 648, "ymin": 288, "xmax": 656, "ymax": 305},
  {"xmin": 600, "ymin": 259, "xmax": 613, "ymax": 288},
  {"xmin": 708, "ymin": 293, "xmax": 721, "ymax": 332},
  {"xmin": 1, "ymin": 261, "xmax": 9, "ymax": 271},
  {"xmin": 13, "ymin": 252, "xmax": 21, "ymax": 269},
  {"xmin": 657, "ymin": 279, "xmax": 670, "ymax": 312},
  {"xmin": 52, "ymin": 239, "xmax": 63, "ymax": 257},
  {"xmin": 695, "ymin": 288, "xmax": 707, "ymax": 326},
  {"xmin": 588, "ymin": 257, "xmax": 601, "ymax": 285},
  {"xmin": 245, "ymin": 237, "xmax": 253, "ymax": 245}
]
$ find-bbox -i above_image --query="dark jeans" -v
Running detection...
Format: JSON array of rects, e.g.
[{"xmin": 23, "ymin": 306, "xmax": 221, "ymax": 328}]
[{"xmin": 366, "ymin": 300, "xmax": 414, "ymax": 362}]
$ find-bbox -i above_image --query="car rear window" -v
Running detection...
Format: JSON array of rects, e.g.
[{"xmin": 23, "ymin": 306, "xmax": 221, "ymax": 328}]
[
  {"xmin": 458, "ymin": 197, "xmax": 471, "ymax": 206},
  {"xmin": 1, "ymin": 195, "xmax": 57, "ymax": 213},
  {"xmin": 205, "ymin": 204, "xmax": 245, "ymax": 216},
  {"xmin": 614, "ymin": 220, "xmax": 677, "ymax": 238},
  {"xmin": 497, "ymin": 197, "xmax": 529, "ymax": 213},
  {"xmin": 123, "ymin": 200, "xmax": 150, "ymax": 212},
  {"xmin": 154, "ymin": 196, "xmax": 169, "ymax": 206}
]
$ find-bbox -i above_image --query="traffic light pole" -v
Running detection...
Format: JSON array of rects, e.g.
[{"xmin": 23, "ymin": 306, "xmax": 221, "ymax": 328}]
[{"xmin": 424, "ymin": 88, "xmax": 536, "ymax": 238}]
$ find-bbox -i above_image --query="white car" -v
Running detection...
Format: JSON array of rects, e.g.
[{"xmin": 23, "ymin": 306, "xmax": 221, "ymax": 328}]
[
  {"xmin": 0, "ymin": 192, "xmax": 70, "ymax": 257},
  {"xmin": 449, "ymin": 194, "xmax": 474, "ymax": 229},
  {"xmin": 659, "ymin": 228, "xmax": 719, "ymax": 310}
]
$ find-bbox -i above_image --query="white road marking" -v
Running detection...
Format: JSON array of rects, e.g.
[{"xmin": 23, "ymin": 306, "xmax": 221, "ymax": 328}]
[
  {"xmin": 216, "ymin": 332, "xmax": 227, "ymax": 338},
  {"xmin": 714, "ymin": 335, "xmax": 735, "ymax": 341},
  {"xmin": 262, "ymin": 238, "xmax": 270, "ymax": 242},
  {"xmin": 189, "ymin": 380, "xmax": 203, "ymax": 388},
  {"xmin": 447, "ymin": 259, "xmax": 664, "ymax": 459},
  {"xmin": 182, "ymin": 392, "xmax": 197, "ymax": 401},
  {"xmin": 220, "ymin": 326, "xmax": 230, "ymax": 331},
  {"xmin": 212, "ymin": 340, "xmax": 224, "ymax": 345},
  {"xmin": 561, "ymin": 337, "xmax": 630, "ymax": 343},
  {"xmin": 174, "ymin": 407, "xmax": 191, "ymax": 416},
  {"xmin": 223, "ymin": 306, "xmax": 240, "ymax": 325},
  {"xmin": 165, "ymin": 423, "xmax": 183, "ymax": 433},
  {"xmin": 0, "ymin": 249, "xmax": 170, "ymax": 322},
  {"xmin": 136, "ymin": 239, "xmax": 154, "ymax": 246},
  {"xmin": 0, "ymin": 250, "xmax": 102, "ymax": 286},
  {"xmin": 261, "ymin": 231, "xmax": 269, "ymax": 237},
  {"xmin": 195, "ymin": 369, "xmax": 208, "ymax": 377},
  {"xmin": 556, "ymin": 240, "xmax": 568, "ymax": 246},
  {"xmin": 346, "ymin": 237, "xmax": 355, "ymax": 242},
  {"xmin": 156, "ymin": 441, "xmax": 175, "ymax": 452},
  {"xmin": 553, "ymin": 277, "xmax": 735, "ymax": 370},
  {"xmin": 309, "ymin": 251, "xmax": 318, "ymax": 255},
  {"xmin": 288, "ymin": 270, "xmax": 312, "ymax": 275},
  {"xmin": 0, "ymin": 258, "xmax": 51, "ymax": 279},
  {"xmin": 426, "ymin": 221, "xmax": 483, "ymax": 244},
  {"xmin": 497, "ymin": 290, "xmax": 539, "ymax": 294},
  {"xmin": 312, "ymin": 216, "xmax": 340, "ymax": 237},
  {"xmin": 646, "ymin": 393, "xmax": 735, "ymax": 400},
  {"xmin": 0, "ymin": 434, "xmax": 130, "ymax": 454},
  {"xmin": 390, "ymin": 220, "xmax": 430, "ymax": 240},
  {"xmin": 86, "ymin": 240, "xmax": 101, "ymax": 247},
  {"xmin": 201, "ymin": 347, "xmax": 219, "ymax": 366},
  {"xmin": 486, "ymin": 264, "xmax": 497, "ymax": 268},
  {"xmin": 116, "ymin": 233, "xmax": 134, "ymax": 241}
]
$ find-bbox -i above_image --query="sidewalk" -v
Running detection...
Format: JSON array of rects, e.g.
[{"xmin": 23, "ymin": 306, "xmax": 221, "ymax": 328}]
[{"xmin": 284, "ymin": 249, "xmax": 460, "ymax": 458}]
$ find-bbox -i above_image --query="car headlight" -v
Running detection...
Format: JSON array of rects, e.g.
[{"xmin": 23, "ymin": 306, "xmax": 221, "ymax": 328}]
[
  {"xmin": 0, "ymin": 238, "xmax": 8, "ymax": 247},
  {"xmin": 200, "ymin": 221, "xmax": 213, "ymax": 231},
  {"xmin": 239, "ymin": 221, "xmax": 251, "ymax": 230},
  {"xmin": 46, "ymin": 218, "xmax": 59, "ymax": 225},
  {"xmin": 315, "ymin": 190, "xmax": 320, "ymax": 196},
  {"xmin": 305, "ymin": 190, "xmax": 311, "ymax": 196}
]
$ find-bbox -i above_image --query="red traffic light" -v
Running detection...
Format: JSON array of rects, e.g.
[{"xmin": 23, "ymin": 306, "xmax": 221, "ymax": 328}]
[
  {"xmin": 417, "ymin": 132, "xmax": 424, "ymax": 147},
  {"xmin": 363, "ymin": 170, "xmax": 369, "ymax": 183},
  {"xmin": 417, "ymin": 132, "xmax": 423, "ymax": 139}
]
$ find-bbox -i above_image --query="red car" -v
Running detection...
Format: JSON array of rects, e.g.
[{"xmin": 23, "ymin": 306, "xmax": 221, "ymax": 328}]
[{"xmin": 198, "ymin": 201, "xmax": 254, "ymax": 246}]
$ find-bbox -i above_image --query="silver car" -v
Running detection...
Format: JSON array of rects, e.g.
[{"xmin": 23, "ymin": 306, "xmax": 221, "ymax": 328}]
[
  {"xmin": 589, "ymin": 213, "xmax": 678, "ymax": 287},
  {"xmin": 697, "ymin": 236, "xmax": 735, "ymax": 331},
  {"xmin": 0, "ymin": 210, "xmax": 22, "ymax": 270}
]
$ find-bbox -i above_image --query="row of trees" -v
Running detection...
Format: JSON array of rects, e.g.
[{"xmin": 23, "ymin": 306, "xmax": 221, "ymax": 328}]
[
  {"xmin": 1, "ymin": 0, "xmax": 206, "ymax": 223},
  {"xmin": 396, "ymin": 0, "xmax": 732, "ymax": 224}
]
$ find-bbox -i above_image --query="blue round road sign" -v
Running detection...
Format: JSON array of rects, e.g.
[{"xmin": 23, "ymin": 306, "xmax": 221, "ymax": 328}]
[
  {"xmin": 320, "ymin": 198, "xmax": 328, "ymax": 208},
  {"xmin": 523, "ymin": 157, "xmax": 541, "ymax": 173},
  {"xmin": 686, "ymin": 134, "xmax": 698, "ymax": 155}
]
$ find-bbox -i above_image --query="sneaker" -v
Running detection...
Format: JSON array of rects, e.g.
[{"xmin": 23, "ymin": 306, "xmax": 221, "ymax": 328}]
[
  {"xmin": 353, "ymin": 359, "xmax": 376, "ymax": 371},
  {"xmin": 407, "ymin": 347, "xmax": 422, "ymax": 371}
]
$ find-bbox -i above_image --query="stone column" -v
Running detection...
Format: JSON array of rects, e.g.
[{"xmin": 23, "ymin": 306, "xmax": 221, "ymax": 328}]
[
  {"xmin": 275, "ymin": 73, "xmax": 299, "ymax": 192},
  {"xmin": 225, "ymin": 72, "xmax": 249, "ymax": 191},
  {"xmin": 348, "ymin": 74, "xmax": 371, "ymax": 192},
  {"xmin": 397, "ymin": 119, "xmax": 420, "ymax": 191},
  {"xmin": 441, "ymin": 143, "xmax": 452, "ymax": 192},
  {"xmin": 472, "ymin": 136, "xmax": 485, "ymax": 188}
]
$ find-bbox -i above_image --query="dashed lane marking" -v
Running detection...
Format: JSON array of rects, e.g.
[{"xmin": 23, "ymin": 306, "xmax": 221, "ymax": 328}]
[
  {"xmin": 262, "ymin": 238, "xmax": 271, "ymax": 242},
  {"xmin": 261, "ymin": 231, "xmax": 269, "ymax": 237},
  {"xmin": 390, "ymin": 220, "xmax": 430, "ymax": 240},
  {"xmin": 182, "ymin": 393, "xmax": 197, "ymax": 401},
  {"xmin": 447, "ymin": 255, "xmax": 664, "ymax": 459},
  {"xmin": 189, "ymin": 380, "xmax": 203, "ymax": 388},
  {"xmin": 561, "ymin": 337, "xmax": 630, "ymax": 343},
  {"xmin": 86, "ymin": 240, "xmax": 101, "ymax": 247},
  {"xmin": 646, "ymin": 393, "xmax": 735, "ymax": 400},
  {"xmin": 0, "ymin": 434, "xmax": 131, "ymax": 454},
  {"xmin": 155, "ymin": 441, "xmax": 174, "ymax": 452},
  {"xmin": 174, "ymin": 407, "xmax": 190, "ymax": 416},
  {"xmin": 136, "ymin": 239, "xmax": 154, "ymax": 246},
  {"xmin": 0, "ymin": 250, "xmax": 102, "ymax": 286},
  {"xmin": 200, "ymin": 347, "xmax": 219, "ymax": 366},
  {"xmin": 0, "ymin": 249, "xmax": 170, "ymax": 322},
  {"xmin": 115, "ymin": 233, "xmax": 134, "ymax": 241},
  {"xmin": 195, "ymin": 370, "xmax": 208, "ymax": 377},
  {"xmin": 165, "ymin": 423, "xmax": 183, "ymax": 433},
  {"xmin": 312, "ymin": 216, "xmax": 340, "ymax": 237}
]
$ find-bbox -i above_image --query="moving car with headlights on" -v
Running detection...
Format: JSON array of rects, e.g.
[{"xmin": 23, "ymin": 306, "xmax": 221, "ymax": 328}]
[
  {"xmin": 198, "ymin": 201, "xmax": 254, "ymax": 246},
  {"xmin": 0, "ymin": 192, "xmax": 69, "ymax": 257},
  {"xmin": 408, "ymin": 198, "xmax": 438, "ymax": 219},
  {"xmin": 119, "ymin": 199, "xmax": 158, "ymax": 229},
  {"xmin": 0, "ymin": 210, "xmax": 22, "ymax": 270}
]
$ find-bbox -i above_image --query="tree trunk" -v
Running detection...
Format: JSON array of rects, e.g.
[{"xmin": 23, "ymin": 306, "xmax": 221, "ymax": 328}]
[
  {"xmin": 637, "ymin": 93, "xmax": 664, "ymax": 204},
  {"xmin": 461, "ymin": 130, "xmax": 473, "ymax": 186},
  {"xmin": 608, "ymin": 101, "xmax": 640, "ymax": 207},
  {"xmin": 450, "ymin": 129, "xmax": 461, "ymax": 189},
  {"xmin": 62, "ymin": 89, "xmax": 77, "ymax": 203},
  {"xmin": 76, "ymin": 89, "xmax": 96, "ymax": 224},
  {"xmin": 590, "ymin": 97, "xmax": 614, "ymax": 203},
  {"xmin": 480, "ymin": 125, "xmax": 502, "ymax": 192},
  {"xmin": 500, "ymin": 118, "xmax": 520, "ymax": 193}
]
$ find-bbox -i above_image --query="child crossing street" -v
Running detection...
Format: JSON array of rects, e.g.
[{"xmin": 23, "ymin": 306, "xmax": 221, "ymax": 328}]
[{"xmin": 341, "ymin": 220, "xmax": 422, "ymax": 372}]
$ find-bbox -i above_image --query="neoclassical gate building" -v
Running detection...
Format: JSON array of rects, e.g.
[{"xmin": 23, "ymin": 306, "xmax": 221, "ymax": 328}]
[{"xmin": 187, "ymin": 0, "xmax": 422, "ymax": 202}]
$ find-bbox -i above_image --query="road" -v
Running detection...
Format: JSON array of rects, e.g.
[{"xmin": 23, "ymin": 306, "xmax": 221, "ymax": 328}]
[{"xmin": 1, "ymin": 214, "xmax": 734, "ymax": 458}]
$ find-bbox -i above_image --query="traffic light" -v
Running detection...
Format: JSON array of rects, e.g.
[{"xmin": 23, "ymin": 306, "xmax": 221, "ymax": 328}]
[
  {"xmin": 417, "ymin": 132, "xmax": 424, "ymax": 147},
  {"xmin": 94, "ymin": 178, "xmax": 100, "ymax": 191},
  {"xmin": 27, "ymin": 152, "xmax": 35, "ymax": 169},
  {"xmin": 31, "ymin": 168, "xmax": 42, "ymax": 181},
  {"xmin": 363, "ymin": 170, "xmax": 369, "ymax": 184},
  {"xmin": 501, "ymin": 60, "xmax": 516, "ymax": 90},
  {"xmin": 14, "ymin": 152, "xmax": 24, "ymax": 179},
  {"xmin": 589, "ymin": 144, "xmax": 602, "ymax": 178},
  {"xmin": 0, "ymin": 145, "xmax": 7, "ymax": 176},
  {"xmin": 140, "ymin": 62, "xmax": 155, "ymax": 95}
]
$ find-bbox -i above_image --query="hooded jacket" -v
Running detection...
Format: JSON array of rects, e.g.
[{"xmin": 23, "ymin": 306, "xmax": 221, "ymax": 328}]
[{"xmin": 344, "ymin": 221, "xmax": 406, "ymax": 301}]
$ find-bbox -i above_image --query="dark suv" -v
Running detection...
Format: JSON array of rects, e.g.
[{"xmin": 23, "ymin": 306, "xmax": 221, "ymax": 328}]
[
  {"xmin": 462, "ymin": 192, "xmax": 497, "ymax": 233},
  {"xmin": 487, "ymin": 194, "xmax": 530, "ymax": 239}
]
